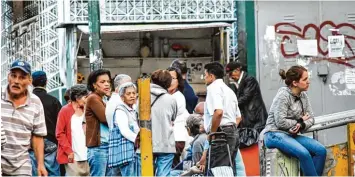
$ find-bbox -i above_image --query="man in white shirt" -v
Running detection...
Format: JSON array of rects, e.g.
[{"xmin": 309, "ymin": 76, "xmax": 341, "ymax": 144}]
[
  {"xmin": 203, "ymin": 62, "xmax": 241, "ymax": 175},
  {"xmin": 106, "ymin": 74, "xmax": 132, "ymax": 130}
]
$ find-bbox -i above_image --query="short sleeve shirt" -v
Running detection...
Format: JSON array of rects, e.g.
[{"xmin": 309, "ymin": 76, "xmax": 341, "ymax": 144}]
[
  {"xmin": 1, "ymin": 89, "xmax": 47, "ymax": 175},
  {"xmin": 204, "ymin": 79, "xmax": 241, "ymax": 133}
]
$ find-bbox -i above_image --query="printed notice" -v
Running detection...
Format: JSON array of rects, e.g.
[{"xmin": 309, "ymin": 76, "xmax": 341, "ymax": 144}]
[
  {"xmin": 297, "ymin": 40, "xmax": 318, "ymax": 56},
  {"xmin": 345, "ymin": 68, "xmax": 355, "ymax": 89},
  {"xmin": 264, "ymin": 26, "xmax": 276, "ymax": 40},
  {"xmin": 328, "ymin": 35, "xmax": 345, "ymax": 58}
]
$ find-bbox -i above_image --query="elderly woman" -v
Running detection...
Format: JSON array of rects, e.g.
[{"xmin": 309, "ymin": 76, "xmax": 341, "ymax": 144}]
[
  {"xmin": 108, "ymin": 82, "xmax": 141, "ymax": 176},
  {"xmin": 167, "ymin": 66, "xmax": 190, "ymax": 166},
  {"xmin": 85, "ymin": 69, "xmax": 112, "ymax": 176},
  {"xmin": 262, "ymin": 66, "xmax": 326, "ymax": 176},
  {"xmin": 66, "ymin": 84, "xmax": 90, "ymax": 176}
]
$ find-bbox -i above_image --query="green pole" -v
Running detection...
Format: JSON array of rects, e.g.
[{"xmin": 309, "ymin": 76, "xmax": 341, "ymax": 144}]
[
  {"xmin": 237, "ymin": 0, "xmax": 256, "ymax": 77},
  {"xmin": 88, "ymin": 0, "xmax": 103, "ymax": 72},
  {"xmin": 245, "ymin": 1, "xmax": 256, "ymax": 77}
]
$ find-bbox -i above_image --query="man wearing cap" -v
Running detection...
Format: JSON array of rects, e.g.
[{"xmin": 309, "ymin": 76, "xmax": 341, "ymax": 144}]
[
  {"xmin": 29, "ymin": 71, "xmax": 62, "ymax": 176},
  {"xmin": 225, "ymin": 61, "xmax": 268, "ymax": 147},
  {"xmin": 1, "ymin": 60, "xmax": 48, "ymax": 176}
]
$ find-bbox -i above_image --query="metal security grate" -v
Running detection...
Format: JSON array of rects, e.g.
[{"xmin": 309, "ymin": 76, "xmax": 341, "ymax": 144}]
[
  {"xmin": 1, "ymin": 0, "xmax": 62, "ymax": 92},
  {"xmin": 69, "ymin": 0, "xmax": 235, "ymax": 23}
]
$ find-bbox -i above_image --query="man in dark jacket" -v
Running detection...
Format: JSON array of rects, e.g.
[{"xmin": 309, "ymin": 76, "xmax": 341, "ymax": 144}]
[
  {"xmin": 226, "ymin": 62, "xmax": 268, "ymax": 147},
  {"xmin": 30, "ymin": 71, "xmax": 62, "ymax": 176},
  {"xmin": 171, "ymin": 59, "xmax": 198, "ymax": 114}
]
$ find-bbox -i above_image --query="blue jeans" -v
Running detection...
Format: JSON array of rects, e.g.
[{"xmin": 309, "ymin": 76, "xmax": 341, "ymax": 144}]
[
  {"xmin": 87, "ymin": 143, "xmax": 118, "ymax": 176},
  {"xmin": 154, "ymin": 153, "xmax": 175, "ymax": 176},
  {"xmin": 235, "ymin": 150, "xmax": 246, "ymax": 176},
  {"xmin": 29, "ymin": 149, "xmax": 60, "ymax": 176},
  {"xmin": 264, "ymin": 132, "xmax": 327, "ymax": 176},
  {"xmin": 120, "ymin": 154, "xmax": 141, "ymax": 176}
]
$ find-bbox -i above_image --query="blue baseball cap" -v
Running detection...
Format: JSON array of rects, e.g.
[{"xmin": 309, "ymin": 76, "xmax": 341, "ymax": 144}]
[{"xmin": 10, "ymin": 60, "xmax": 31, "ymax": 74}]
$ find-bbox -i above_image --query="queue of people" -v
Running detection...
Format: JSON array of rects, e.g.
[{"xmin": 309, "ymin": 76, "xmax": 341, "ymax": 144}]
[{"xmin": 1, "ymin": 59, "xmax": 326, "ymax": 177}]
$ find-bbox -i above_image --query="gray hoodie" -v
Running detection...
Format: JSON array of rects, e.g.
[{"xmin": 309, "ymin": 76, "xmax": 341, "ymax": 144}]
[
  {"xmin": 150, "ymin": 83, "xmax": 178, "ymax": 153},
  {"xmin": 260, "ymin": 87, "xmax": 315, "ymax": 139}
]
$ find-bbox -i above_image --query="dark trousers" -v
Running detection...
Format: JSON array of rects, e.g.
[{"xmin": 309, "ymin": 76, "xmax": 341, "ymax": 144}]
[
  {"xmin": 173, "ymin": 141, "xmax": 186, "ymax": 167},
  {"xmin": 205, "ymin": 124, "xmax": 239, "ymax": 175}
]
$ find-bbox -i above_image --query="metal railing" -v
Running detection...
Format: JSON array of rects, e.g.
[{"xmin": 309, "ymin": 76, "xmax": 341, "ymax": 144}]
[
  {"xmin": 65, "ymin": 0, "xmax": 236, "ymax": 24},
  {"xmin": 305, "ymin": 109, "xmax": 355, "ymax": 140}
]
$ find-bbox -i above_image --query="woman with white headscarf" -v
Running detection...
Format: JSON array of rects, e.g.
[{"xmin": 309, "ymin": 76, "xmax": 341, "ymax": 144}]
[{"xmin": 107, "ymin": 82, "xmax": 141, "ymax": 176}]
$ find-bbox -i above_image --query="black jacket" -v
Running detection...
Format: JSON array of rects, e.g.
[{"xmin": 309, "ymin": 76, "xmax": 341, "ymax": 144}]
[
  {"xmin": 229, "ymin": 73, "xmax": 268, "ymax": 132},
  {"xmin": 33, "ymin": 88, "xmax": 62, "ymax": 144}
]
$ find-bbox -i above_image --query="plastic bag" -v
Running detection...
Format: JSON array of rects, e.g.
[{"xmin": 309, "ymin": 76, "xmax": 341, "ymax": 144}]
[{"xmin": 238, "ymin": 128, "xmax": 259, "ymax": 149}]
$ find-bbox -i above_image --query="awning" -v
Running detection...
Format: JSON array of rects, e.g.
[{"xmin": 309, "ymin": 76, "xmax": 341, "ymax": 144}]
[{"xmin": 77, "ymin": 22, "xmax": 231, "ymax": 34}]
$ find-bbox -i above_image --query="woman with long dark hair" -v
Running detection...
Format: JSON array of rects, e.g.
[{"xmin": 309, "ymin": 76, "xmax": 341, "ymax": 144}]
[
  {"xmin": 167, "ymin": 66, "xmax": 190, "ymax": 166},
  {"xmin": 262, "ymin": 65, "xmax": 326, "ymax": 176},
  {"xmin": 85, "ymin": 69, "xmax": 113, "ymax": 176}
]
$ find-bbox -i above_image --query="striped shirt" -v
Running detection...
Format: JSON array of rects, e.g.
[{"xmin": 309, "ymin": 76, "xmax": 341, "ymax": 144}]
[
  {"xmin": 1, "ymin": 88, "xmax": 47, "ymax": 176},
  {"xmin": 1, "ymin": 119, "xmax": 6, "ymax": 147}
]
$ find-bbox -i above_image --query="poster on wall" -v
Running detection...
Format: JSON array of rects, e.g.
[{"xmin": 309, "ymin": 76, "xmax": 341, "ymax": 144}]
[
  {"xmin": 264, "ymin": 26, "xmax": 275, "ymax": 40},
  {"xmin": 345, "ymin": 68, "xmax": 355, "ymax": 90},
  {"xmin": 328, "ymin": 35, "xmax": 345, "ymax": 58},
  {"xmin": 296, "ymin": 40, "xmax": 318, "ymax": 56}
]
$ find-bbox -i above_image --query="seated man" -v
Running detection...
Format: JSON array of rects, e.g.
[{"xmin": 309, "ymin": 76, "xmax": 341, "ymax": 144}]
[{"xmin": 171, "ymin": 114, "xmax": 207, "ymax": 176}]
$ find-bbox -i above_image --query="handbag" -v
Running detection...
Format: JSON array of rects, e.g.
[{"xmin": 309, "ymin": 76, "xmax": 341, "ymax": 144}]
[{"xmin": 108, "ymin": 106, "xmax": 135, "ymax": 168}]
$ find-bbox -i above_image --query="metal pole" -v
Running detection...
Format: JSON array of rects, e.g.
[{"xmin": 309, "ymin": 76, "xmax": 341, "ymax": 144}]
[
  {"xmin": 220, "ymin": 27, "xmax": 225, "ymax": 65},
  {"xmin": 88, "ymin": 0, "xmax": 103, "ymax": 71},
  {"xmin": 138, "ymin": 78, "xmax": 154, "ymax": 176}
]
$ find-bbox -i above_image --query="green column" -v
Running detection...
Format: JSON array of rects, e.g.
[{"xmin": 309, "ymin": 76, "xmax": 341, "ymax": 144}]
[
  {"xmin": 237, "ymin": 0, "xmax": 256, "ymax": 77},
  {"xmin": 88, "ymin": 0, "xmax": 103, "ymax": 72}
]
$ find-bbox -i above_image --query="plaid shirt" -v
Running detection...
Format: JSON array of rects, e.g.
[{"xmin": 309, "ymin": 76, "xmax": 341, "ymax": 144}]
[{"xmin": 108, "ymin": 106, "xmax": 135, "ymax": 168}]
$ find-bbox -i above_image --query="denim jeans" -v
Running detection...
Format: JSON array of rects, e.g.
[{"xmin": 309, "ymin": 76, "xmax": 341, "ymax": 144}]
[
  {"xmin": 235, "ymin": 150, "xmax": 246, "ymax": 176},
  {"xmin": 29, "ymin": 149, "xmax": 60, "ymax": 176},
  {"xmin": 119, "ymin": 154, "xmax": 141, "ymax": 176},
  {"xmin": 87, "ymin": 143, "xmax": 118, "ymax": 176},
  {"xmin": 154, "ymin": 153, "xmax": 175, "ymax": 176},
  {"xmin": 264, "ymin": 132, "xmax": 327, "ymax": 176}
]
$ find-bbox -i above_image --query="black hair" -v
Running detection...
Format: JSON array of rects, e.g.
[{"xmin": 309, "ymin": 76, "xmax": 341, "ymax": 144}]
[
  {"xmin": 70, "ymin": 84, "xmax": 89, "ymax": 101},
  {"xmin": 167, "ymin": 67, "xmax": 184, "ymax": 93},
  {"xmin": 171, "ymin": 60, "xmax": 188, "ymax": 75},
  {"xmin": 204, "ymin": 62, "xmax": 224, "ymax": 79},
  {"xmin": 87, "ymin": 69, "xmax": 112, "ymax": 92},
  {"xmin": 64, "ymin": 88, "xmax": 71, "ymax": 102}
]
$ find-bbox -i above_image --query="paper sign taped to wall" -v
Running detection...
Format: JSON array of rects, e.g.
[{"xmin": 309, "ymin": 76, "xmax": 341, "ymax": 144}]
[
  {"xmin": 345, "ymin": 68, "xmax": 355, "ymax": 89},
  {"xmin": 328, "ymin": 35, "xmax": 345, "ymax": 58},
  {"xmin": 264, "ymin": 26, "xmax": 275, "ymax": 40},
  {"xmin": 296, "ymin": 40, "xmax": 318, "ymax": 56}
]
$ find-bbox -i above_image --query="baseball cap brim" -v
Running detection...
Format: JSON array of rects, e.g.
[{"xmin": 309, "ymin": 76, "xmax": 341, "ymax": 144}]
[{"xmin": 10, "ymin": 66, "xmax": 30, "ymax": 74}]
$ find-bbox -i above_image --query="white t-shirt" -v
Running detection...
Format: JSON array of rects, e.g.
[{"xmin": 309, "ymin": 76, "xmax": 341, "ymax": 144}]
[
  {"xmin": 71, "ymin": 114, "xmax": 87, "ymax": 161},
  {"xmin": 204, "ymin": 79, "xmax": 241, "ymax": 133},
  {"xmin": 172, "ymin": 91, "xmax": 190, "ymax": 141}
]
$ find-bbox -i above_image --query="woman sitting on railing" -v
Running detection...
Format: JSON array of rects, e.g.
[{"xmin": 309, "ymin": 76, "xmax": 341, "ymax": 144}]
[{"xmin": 261, "ymin": 65, "xmax": 326, "ymax": 176}]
